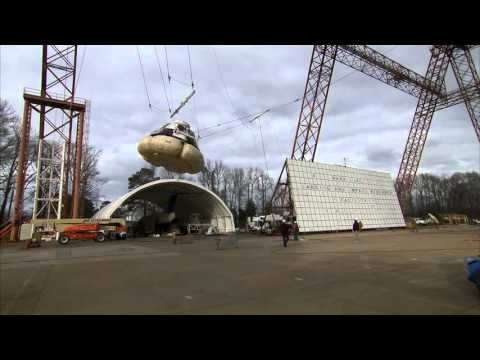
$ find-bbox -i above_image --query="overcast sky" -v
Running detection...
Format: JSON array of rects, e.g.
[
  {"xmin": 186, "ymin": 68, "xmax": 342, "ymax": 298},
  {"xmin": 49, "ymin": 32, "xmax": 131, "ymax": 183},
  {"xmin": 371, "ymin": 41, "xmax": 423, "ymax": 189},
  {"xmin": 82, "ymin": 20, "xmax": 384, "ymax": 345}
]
[{"xmin": 1, "ymin": 45, "xmax": 479, "ymax": 202}]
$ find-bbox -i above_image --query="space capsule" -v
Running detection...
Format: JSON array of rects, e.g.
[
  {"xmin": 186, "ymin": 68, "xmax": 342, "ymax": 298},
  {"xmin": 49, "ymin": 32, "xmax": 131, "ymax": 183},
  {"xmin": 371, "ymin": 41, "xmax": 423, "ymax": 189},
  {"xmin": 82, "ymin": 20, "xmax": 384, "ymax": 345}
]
[{"xmin": 137, "ymin": 119, "xmax": 205, "ymax": 174}]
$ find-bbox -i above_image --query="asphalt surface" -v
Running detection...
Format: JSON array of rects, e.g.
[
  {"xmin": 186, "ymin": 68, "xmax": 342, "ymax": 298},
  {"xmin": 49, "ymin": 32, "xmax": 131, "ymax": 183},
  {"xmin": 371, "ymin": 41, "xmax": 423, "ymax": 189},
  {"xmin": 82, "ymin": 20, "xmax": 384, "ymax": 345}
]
[{"xmin": 1, "ymin": 225, "xmax": 479, "ymax": 314}]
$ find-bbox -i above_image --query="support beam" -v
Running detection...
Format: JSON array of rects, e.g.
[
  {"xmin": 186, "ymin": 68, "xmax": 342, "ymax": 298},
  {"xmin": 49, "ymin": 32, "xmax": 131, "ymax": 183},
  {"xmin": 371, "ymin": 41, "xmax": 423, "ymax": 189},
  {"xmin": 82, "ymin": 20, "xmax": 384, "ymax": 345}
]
[
  {"xmin": 395, "ymin": 46, "xmax": 451, "ymax": 214},
  {"xmin": 271, "ymin": 160, "xmax": 291, "ymax": 214},
  {"xmin": 40, "ymin": 45, "xmax": 47, "ymax": 139},
  {"xmin": 72, "ymin": 111, "xmax": 84, "ymax": 218},
  {"xmin": 337, "ymin": 45, "xmax": 447, "ymax": 98},
  {"xmin": 10, "ymin": 101, "xmax": 32, "ymax": 241},
  {"xmin": 436, "ymin": 85, "xmax": 480, "ymax": 111},
  {"xmin": 291, "ymin": 45, "xmax": 338, "ymax": 161},
  {"xmin": 449, "ymin": 47, "xmax": 480, "ymax": 142}
]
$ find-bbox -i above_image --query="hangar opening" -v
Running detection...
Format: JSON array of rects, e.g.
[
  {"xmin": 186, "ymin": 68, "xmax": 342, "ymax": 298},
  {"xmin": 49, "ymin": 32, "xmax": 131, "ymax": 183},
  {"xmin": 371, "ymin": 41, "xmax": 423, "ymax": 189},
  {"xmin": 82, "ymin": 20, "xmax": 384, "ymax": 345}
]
[{"xmin": 92, "ymin": 179, "xmax": 235, "ymax": 236}]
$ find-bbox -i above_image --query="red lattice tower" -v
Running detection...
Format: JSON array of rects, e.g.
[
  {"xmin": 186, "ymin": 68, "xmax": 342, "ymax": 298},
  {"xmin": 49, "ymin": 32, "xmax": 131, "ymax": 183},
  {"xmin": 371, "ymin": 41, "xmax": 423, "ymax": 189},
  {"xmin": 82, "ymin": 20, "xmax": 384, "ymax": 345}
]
[{"xmin": 10, "ymin": 45, "xmax": 87, "ymax": 241}]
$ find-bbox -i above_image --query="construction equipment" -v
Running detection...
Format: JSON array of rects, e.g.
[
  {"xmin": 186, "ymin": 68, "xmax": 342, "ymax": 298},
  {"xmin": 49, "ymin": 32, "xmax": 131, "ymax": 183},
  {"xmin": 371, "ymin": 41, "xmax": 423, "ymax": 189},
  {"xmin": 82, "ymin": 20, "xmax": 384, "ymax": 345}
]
[
  {"xmin": 18, "ymin": 218, "xmax": 129, "ymax": 245},
  {"xmin": 58, "ymin": 223, "xmax": 105, "ymax": 245}
]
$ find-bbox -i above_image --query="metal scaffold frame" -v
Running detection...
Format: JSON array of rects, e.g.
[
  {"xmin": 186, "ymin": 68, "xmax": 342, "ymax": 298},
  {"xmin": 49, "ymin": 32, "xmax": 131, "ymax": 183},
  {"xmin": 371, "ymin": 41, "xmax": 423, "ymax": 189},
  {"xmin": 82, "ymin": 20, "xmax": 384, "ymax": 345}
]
[
  {"xmin": 10, "ymin": 45, "xmax": 88, "ymax": 241},
  {"xmin": 395, "ymin": 46, "xmax": 451, "ymax": 213},
  {"xmin": 32, "ymin": 140, "xmax": 66, "ymax": 222},
  {"xmin": 291, "ymin": 45, "xmax": 338, "ymax": 161},
  {"xmin": 449, "ymin": 47, "xmax": 480, "ymax": 141}
]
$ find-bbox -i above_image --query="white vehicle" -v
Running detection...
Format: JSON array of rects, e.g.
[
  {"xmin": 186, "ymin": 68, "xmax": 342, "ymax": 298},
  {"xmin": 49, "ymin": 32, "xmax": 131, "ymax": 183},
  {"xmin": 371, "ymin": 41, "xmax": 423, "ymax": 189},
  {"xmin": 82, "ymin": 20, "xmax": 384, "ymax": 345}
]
[
  {"xmin": 427, "ymin": 213, "xmax": 440, "ymax": 225},
  {"xmin": 261, "ymin": 214, "xmax": 284, "ymax": 234},
  {"xmin": 424, "ymin": 218, "xmax": 433, "ymax": 225},
  {"xmin": 205, "ymin": 224, "xmax": 219, "ymax": 236},
  {"xmin": 415, "ymin": 218, "xmax": 426, "ymax": 225},
  {"xmin": 247, "ymin": 216, "xmax": 265, "ymax": 232}
]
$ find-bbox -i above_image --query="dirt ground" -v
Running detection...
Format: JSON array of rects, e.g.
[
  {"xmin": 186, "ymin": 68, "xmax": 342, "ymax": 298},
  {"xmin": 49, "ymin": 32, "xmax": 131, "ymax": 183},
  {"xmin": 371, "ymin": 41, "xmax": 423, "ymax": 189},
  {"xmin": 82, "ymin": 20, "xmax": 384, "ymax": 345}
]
[{"xmin": 1, "ymin": 224, "xmax": 479, "ymax": 314}]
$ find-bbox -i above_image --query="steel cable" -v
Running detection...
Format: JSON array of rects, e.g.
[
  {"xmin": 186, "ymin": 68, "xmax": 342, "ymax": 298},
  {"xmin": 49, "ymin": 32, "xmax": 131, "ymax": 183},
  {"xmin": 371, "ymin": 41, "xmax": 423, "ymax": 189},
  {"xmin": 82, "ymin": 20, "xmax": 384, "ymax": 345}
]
[
  {"xmin": 154, "ymin": 45, "xmax": 172, "ymax": 114},
  {"xmin": 136, "ymin": 45, "xmax": 152, "ymax": 108}
]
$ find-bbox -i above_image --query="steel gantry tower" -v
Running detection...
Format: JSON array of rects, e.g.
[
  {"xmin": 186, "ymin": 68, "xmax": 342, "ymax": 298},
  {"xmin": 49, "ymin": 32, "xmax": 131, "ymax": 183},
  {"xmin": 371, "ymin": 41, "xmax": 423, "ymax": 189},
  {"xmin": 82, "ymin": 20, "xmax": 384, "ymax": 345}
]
[
  {"xmin": 271, "ymin": 45, "xmax": 480, "ymax": 217},
  {"xmin": 10, "ymin": 45, "xmax": 88, "ymax": 241}
]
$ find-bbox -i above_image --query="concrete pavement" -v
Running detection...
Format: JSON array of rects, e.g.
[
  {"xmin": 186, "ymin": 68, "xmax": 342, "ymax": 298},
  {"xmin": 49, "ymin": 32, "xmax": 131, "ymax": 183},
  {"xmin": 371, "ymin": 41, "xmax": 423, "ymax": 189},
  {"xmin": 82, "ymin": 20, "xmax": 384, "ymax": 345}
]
[{"xmin": 1, "ymin": 225, "xmax": 479, "ymax": 314}]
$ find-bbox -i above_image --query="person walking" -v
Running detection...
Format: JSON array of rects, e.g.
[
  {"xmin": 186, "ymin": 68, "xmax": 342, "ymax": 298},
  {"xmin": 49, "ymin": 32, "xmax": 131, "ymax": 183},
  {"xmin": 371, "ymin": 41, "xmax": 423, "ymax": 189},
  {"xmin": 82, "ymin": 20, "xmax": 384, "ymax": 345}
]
[
  {"xmin": 411, "ymin": 219, "xmax": 418, "ymax": 233},
  {"xmin": 280, "ymin": 219, "xmax": 290, "ymax": 247},
  {"xmin": 293, "ymin": 221, "xmax": 300, "ymax": 241},
  {"xmin": 25, "ymin": 226, "xmax": 42, "ymax": 249},
  {"xmin": 353, "ymin": 219, "xmax": 360, "ymax": 241}
]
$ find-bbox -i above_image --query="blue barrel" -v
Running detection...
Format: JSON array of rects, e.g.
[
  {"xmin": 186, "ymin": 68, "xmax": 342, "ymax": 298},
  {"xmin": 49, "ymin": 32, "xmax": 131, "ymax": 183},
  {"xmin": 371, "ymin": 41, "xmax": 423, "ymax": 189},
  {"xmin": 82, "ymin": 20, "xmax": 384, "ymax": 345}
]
[{"xmin": 464, "ymin": 256, "xmax": 480, "ymax": 285}]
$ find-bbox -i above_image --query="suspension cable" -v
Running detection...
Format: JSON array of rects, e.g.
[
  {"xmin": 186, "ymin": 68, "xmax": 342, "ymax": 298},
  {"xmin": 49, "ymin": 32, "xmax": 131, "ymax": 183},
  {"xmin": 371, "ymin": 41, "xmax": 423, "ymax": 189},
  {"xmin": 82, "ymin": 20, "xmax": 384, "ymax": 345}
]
[
  {"xmin": 187, "ymin": 45, "xmax": 194, "ymax": 89},
  {"xmin": 200, "ymin": 122, "xmax": 246, "ymax": 140},
  {"xmin": 199, "ymin": 46, "xmax": 399, "ymax": 137},
  {"xmin": 154, "ymin": 45, "xmax": 172, "ymax": 114},
  {"xmin": 187, "ymin": 45, "xmax": 199, "ymax": 133},
  {"xmin": 200, "ymin": 108, "xmax": 271, "ymax": 141},
  {"xmin": 136, "ymin": 45, "xmax": 152, "ymax": 108},
  {"xmin": 198, "ymin": 97, "xmax": 301, "ymax": 133},
  {"xmin": 168, "ymin": 77, "xmax": 191, "ymax": 87},
  {"xmin": 211, "ymin": 46, "xmax": 237, "ymax": 115},
  {"xmin": 163, "ymin": 45, "xmax": 175, "ymax": 107},
  {"xmin": 76, "ymin": 45, "xmax": 88, "ymax": 90},
  {"xmin": 258, "ymin": 117, "xmax": 270, "ymax": 175},
  {"xmin": 164, "ymin": 46, "xmax": 171, "ymax": 82}
]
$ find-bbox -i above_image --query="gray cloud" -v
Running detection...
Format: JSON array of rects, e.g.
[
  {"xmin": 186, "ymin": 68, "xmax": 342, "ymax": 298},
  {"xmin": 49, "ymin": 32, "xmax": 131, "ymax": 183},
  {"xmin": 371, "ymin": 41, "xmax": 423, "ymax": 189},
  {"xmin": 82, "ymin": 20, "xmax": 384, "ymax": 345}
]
[{"xmin": 366, "ymin": 147, "xmax": 398, "ymax": 164}]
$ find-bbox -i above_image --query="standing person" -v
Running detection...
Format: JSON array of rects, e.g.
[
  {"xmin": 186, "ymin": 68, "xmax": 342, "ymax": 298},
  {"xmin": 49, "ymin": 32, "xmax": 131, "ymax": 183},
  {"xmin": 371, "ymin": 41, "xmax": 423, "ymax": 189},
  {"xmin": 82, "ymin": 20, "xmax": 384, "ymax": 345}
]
[
  {"xmin": 26, "ymin": 226, "xmax": 42, "ymax": 249},
  {"xmin": 411, "ymin": 219, "xmax": 418, "ymax": 233},
  {"xmin": 293, "ymin": 221, "xmax": 300, "ymax": 241},
  {"xmin": 353, "ymin": 219, "xmax": 360, "ymax": 241},
  {"xmin": 280, "ymin": 219, "xmax": 290, "ymax": 247}
]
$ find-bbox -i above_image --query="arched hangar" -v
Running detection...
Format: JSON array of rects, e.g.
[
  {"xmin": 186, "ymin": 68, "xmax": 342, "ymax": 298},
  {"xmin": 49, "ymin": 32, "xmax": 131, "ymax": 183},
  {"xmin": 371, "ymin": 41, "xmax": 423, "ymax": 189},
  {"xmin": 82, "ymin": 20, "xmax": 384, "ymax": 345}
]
[{"xmin": 93, "ymin": 179, "xmax": 235, "ymax": 234}]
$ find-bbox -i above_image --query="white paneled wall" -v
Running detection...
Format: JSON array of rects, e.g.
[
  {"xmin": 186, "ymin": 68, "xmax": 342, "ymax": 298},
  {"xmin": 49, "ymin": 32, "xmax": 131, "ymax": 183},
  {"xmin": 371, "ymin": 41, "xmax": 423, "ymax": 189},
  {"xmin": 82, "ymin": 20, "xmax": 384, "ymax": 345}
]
[{"xmin": 287, "ymin": 160, "xmax": 405, "ymax": 232}]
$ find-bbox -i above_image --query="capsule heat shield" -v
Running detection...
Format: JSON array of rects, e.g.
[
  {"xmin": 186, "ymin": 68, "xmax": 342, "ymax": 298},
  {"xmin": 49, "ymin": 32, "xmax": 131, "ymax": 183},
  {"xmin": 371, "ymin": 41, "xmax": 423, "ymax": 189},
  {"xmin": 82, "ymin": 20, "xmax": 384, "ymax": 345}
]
[{"xmin": 137, "ymin": 135, "xmax": 205, "ymax": 174}]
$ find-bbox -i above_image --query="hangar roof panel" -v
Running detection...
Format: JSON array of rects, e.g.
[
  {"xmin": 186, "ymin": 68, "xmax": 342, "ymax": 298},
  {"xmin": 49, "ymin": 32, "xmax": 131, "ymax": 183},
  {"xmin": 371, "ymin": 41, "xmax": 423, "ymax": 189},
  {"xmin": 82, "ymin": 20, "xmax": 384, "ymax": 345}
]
[{"xmin": 92, "ymin": 179, "xmax": 234, "ymax": 232}]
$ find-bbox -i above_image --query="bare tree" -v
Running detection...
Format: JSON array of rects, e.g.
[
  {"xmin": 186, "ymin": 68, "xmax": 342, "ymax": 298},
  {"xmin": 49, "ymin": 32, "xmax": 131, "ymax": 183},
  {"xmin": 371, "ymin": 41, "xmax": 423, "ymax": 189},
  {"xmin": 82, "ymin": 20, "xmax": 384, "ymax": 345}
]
[
  {"xmin": 411, "ymin": 172, "xmax": 480, "ymax": 219},
  {"xmin": 55, "ymin": 145, "xmax": 106, "ymax": 217},
  {"xmin": 0, "ymin": 101, "xmax": 19, "ymax": 223},
  {"xmin": 157, "ymin": 166, "xmax": 186, "ymax": 180},
  {"xmin": 79, "ymin": 146, "xmax": 106, "ymax": 216},
  {"xmin": 0, "ymin": 100, "xmax": 37, "ymax": 223}
]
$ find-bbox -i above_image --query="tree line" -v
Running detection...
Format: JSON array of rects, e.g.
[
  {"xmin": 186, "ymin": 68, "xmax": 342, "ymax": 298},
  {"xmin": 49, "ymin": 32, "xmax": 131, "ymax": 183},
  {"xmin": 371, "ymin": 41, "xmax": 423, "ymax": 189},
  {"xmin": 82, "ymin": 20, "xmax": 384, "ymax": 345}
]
[
  {"xmin": 198, "ymin": 160, "xmax": 275, "ymax": 226},
  {"xmin": 409, "ymin": 172, "xmax": 480, "ymax": 219}
]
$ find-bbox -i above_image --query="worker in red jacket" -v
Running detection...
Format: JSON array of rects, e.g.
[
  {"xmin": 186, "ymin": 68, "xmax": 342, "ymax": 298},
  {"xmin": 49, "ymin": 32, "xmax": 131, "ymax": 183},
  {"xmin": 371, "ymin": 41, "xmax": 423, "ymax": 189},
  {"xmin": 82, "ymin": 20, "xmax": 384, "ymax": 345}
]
[{"xmin": 280, "ymin": 220, "xmax": 290, "ymax": 247}]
